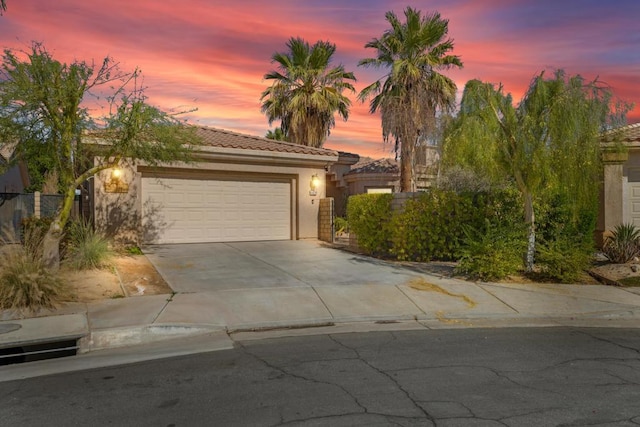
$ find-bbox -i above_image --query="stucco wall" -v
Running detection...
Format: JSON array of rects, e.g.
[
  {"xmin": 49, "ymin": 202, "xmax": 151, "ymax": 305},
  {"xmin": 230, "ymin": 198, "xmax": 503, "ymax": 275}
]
[{"xmin": 345, "ymin": 174, "xmax": 400, "ymax": 195}]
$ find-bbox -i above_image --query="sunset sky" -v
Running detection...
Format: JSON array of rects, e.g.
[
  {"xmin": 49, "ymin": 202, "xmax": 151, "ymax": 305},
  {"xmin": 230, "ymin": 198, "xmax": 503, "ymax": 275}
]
[{"xmin": 1, "ymin": 0, "xmax": 638, "ymax": 158}]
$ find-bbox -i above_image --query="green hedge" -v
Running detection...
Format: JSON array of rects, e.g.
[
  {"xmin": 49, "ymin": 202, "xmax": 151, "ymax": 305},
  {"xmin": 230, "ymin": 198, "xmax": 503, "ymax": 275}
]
[
  {"xmin": 390, "ymin": 190, "xmax": 481, "ymax": 261},
  {"xmin": 345, "ymin": 187, "xmax": 596, "ymax": 283},
  {"xmin": 346, "ymin": 193, "xmax": 393, "ymax": 255}
]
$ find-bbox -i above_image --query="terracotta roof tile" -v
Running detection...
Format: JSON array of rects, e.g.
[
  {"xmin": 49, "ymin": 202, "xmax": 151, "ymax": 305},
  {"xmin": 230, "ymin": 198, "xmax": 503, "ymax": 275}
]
[
  {"xmin": 194, "ymin": 126, "xmax": 338, "ymax": 156},
  {"xmin": 345, "ymin": 158, "xmax": 399, "ymax": 175},
  {"xmin": 603, "ymin": 122, "xmax": 640, "ymax": 143}
]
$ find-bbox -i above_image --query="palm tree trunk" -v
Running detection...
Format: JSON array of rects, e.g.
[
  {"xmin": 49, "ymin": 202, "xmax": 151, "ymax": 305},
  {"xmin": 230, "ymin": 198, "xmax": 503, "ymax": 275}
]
[
  {"xmin": 400, "ymin": 141, "xmax": 413, "ymax": 192},
  {"xmin": 400, "ymin": 155, "xmax": 413, "ymax": 193}
]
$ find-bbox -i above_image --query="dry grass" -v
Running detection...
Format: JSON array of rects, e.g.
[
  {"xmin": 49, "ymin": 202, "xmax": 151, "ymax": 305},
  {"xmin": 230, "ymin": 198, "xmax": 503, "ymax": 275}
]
[{"xmin": 0, "ymin": 244, "xmax": 70, "ymax": 313}]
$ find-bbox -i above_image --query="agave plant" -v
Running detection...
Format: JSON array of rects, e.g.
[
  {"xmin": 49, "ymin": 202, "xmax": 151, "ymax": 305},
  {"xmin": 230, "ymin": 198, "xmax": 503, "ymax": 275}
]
[{"xmin": 602, "ymin": 223, "xmax": 640, "ymax": 264}]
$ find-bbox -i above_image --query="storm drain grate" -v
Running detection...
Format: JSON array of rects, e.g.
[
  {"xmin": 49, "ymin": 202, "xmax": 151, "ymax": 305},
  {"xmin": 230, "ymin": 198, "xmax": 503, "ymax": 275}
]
[{"xmin": 0, "ymin": 339, "xmax": 78, "ymax": 366}]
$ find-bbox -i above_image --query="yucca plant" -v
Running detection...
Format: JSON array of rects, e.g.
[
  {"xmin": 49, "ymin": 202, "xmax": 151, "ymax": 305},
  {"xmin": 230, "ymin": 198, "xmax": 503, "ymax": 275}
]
[
  {"xmin": 63, "ymin": 220, "xmax": 113, "ymax": 270},
  {"xmin": 0, "ymin": 226, "xmax": 69, "ymax": 312},
  {"xmin": 602, "ymin": 223, "xmax": 640, "ymax": 264}
]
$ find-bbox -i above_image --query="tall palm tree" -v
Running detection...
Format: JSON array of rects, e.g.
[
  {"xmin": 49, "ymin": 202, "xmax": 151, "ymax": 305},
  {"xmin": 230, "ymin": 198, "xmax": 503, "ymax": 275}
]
[
  {"xmin": 261, "ymin": 37, "xmax": 356, "ymax": 148},
  {"xmin": 359, "ymin": 7, "xmax": 462, "ymax": 191}
]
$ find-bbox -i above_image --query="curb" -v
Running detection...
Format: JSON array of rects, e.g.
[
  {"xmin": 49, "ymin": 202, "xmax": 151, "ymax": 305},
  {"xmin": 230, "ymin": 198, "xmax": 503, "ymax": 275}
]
[{"xmin": 78, "ymin": 323, "xmax": 226, "ymax": 352}]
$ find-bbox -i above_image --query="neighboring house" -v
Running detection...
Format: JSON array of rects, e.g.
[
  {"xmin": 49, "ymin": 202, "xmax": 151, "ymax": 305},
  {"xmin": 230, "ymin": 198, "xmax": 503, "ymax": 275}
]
[
  {"xmin": 0, "ymin": 145, "xmax": 30, "ymax": 193},
  {"xmin": 327, "ymin": 145, "xmax": 441, "ymax": 217},
  {"xmin": 325, "ymin": 151, "xmax": 360, "ymax": 217},
  {"xmin": 598, "ymin": 122, "xmax": 640, "ymax": 244},
  {"xmin": 0, "ymin": 147, "xmax": 31, "ymax": 240},
  {"xmin": 343, "ymin": 157, "xmax": 401, "ymax": 196},
  {"xmin": 91, "ymin": 126, "xmax": 343, "ymax": 245}
]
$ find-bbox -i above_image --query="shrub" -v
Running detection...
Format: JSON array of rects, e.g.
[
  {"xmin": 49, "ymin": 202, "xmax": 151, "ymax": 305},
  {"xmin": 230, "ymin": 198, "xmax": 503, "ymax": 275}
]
[
  {"xmin": 334, "ymin": 217, "xmax": 349, "ymax": 235},
  {"xmin": 602, "ymin": 223, "xmax": 640, "ymax": 264},
  {"xmin": 124, "ymin": 245, "xmax": 144, "ymax": 255},
  {"xmin": 532, "ymin": 192, "xmax": 597, "ymax": 282},
  {"xmin": 536, "ymin": 235, "xmax": 593, "ymax": 283},
  {"xmin": 347, "ymin": 193, "xmax": 393, "ymax": 255},
  {"xmin": 0, "ymin": 226, "xmax": 69, "ymax": 312},
  {"xmin": 437, "ymin": 166, "xmax": 493, "ymax": 193},
  {"xmin": 63, "ymin": 220, "xmax": 113, "ymax": 270},
  {"xmin": 456, "ymin": 219, "xmax": 527, "ymax": 281},
  {"xmin": 390, "ymin": 190, "xmax": 481, "ymax": 261}
]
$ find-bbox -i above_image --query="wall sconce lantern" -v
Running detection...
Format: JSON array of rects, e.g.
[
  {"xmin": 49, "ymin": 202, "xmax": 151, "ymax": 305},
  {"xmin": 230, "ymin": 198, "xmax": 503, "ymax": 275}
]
[
  {"xmin": 104, "ymin": 167, "xmax": 129, "ymax": 193},
  {"xmin": 309, "ymin": 174, "xmax": 320, "ymax": 197},
  {"xmin": 111, "ymin": 168, "xmax": 122, "ymax": 181}
]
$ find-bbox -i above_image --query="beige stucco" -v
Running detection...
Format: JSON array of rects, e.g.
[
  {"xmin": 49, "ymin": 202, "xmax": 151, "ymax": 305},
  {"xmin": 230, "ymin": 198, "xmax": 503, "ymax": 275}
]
[
  {"xmin": 94, "ymin": 152, "xmax": 335, "ymax": 245},
  {"xmin": 597, "ymin": 124, "xmax": 640, "ymax": 245}
]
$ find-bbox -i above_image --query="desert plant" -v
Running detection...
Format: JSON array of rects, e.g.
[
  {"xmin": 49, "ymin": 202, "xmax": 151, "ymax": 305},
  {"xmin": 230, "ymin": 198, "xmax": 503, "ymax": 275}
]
[
  {"xmin": 63, "ymin": 220, "xmax": 113, "ymax": 270},
  {"xmin": 602, "ymin": 223, "xmax": 640, "ymax": 264},
  {"xmin": 0, "ymin": 227, "xmax": 69, "ymax": 312},
  {"xmin": 334, "ymin": 217, "xmax": 349, "ymax": 236},
  {"xmin": 124, "ymin": 245, "xmax": 144, "ymax": 255},
  {"xmin": 536, "ymin": 236, "xmax": 593, "ymax": 283},
  {"xmin": 456, "ymin": 219, "xmax": 527, "ymax": 281}
]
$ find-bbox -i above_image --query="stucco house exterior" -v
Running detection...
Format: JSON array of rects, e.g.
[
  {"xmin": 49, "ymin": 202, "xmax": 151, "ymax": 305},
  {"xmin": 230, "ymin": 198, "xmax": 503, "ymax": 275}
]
[
  {"xmin": 91, "ymin": 127, "xmax": 343, "ymax": 245},
  {"xmin": 598, "ymin": 122, "xmax": 640, "ymax": 243}
]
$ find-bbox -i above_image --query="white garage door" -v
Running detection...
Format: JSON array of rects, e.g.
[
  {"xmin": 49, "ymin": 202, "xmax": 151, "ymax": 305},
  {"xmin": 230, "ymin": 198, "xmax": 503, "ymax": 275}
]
[
  {"xmin": 142, "ymin": 177, "xmax": 291, "ymax": 244},
  {"xmin": 628, "ymin": 183, "xmax": 640, "ymax": 228}
]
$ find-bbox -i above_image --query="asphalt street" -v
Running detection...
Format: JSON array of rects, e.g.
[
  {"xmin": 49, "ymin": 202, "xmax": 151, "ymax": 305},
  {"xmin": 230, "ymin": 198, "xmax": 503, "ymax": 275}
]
[{"xmin": 2, "ymin": 327, "xmax": 640, "ymax": 426}]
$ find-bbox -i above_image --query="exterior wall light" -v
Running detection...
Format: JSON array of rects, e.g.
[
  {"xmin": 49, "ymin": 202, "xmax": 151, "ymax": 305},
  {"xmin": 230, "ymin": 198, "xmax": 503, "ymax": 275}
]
[
  {"xmin": 309, "ymin": 174, "xmax": 320, "ymax": 197},
  {"xmin": 104, "ymin": 167, "xmax": 129, "ymax": 193},
  {"xmin": 111, "ymin": 168, "xmax": 122, "ymax": 182}
]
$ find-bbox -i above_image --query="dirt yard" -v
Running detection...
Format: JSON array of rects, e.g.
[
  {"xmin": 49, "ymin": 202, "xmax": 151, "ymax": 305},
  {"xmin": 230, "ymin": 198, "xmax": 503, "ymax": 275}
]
[{"xmin": 64, "ymin": 255, "xmax": 173, "ymax": 302}]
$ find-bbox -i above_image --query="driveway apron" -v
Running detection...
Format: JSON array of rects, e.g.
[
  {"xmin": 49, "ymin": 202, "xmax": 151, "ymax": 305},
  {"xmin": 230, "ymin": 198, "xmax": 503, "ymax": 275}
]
[{"xmin": 143, "ymin": 240, "xmax": 420, "ymax": 293}]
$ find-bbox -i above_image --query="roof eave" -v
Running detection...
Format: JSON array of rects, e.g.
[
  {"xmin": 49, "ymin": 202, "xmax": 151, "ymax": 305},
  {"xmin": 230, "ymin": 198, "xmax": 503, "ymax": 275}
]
[{"xmin": 194, "ymin": 145, "xmax": 339, "ymax": 167}]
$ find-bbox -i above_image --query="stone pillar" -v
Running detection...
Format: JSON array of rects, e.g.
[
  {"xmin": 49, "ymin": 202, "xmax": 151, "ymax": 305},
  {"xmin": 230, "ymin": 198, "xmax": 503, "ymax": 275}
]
[
  {"xmin": 318, "ymin": 198, "xmax": 335, "ymax": 243},
  {"xmin": 34, "ymin": 191, "xmax": 41, "ymax": 219},
  {"xmin": 597, "ymin": 150, "xmax": 628, "ymax": 246}
]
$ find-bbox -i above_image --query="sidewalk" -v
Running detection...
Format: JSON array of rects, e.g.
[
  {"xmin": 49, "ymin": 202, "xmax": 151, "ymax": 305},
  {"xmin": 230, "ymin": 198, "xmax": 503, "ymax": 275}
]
[{"xmin": 3, "ymin": 270, "xmax": 640, "ymax": 356}]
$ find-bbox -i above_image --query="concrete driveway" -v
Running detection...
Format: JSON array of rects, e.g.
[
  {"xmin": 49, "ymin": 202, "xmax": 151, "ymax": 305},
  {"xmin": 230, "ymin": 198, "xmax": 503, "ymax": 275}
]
[{"xmin": 143, "ymin": 240, "xmax": 419, "ymax": 292}]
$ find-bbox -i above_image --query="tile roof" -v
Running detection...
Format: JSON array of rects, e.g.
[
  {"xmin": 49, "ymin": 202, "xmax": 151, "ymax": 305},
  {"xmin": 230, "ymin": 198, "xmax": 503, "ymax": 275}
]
[
  {"xmin": 602, "ymin": 122, "xmax": 640, "ymax": 143},
  {"xmin": 345, "ymin": 157, "xmax": 399, "ymax": 175},
  {"xmin": 194, "ymin": 126, "xmax": 338, "ymax": 157}
]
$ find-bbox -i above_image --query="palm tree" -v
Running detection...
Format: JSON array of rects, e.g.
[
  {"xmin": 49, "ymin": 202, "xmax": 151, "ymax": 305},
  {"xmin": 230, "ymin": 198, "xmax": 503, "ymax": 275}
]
[
  {"xmin": 260, "ymin": 37, "xmax": 356, "ymax": 148},
  {"xmin": 358, "ymin": 7, "xmax": 462, "ymax": 192},
  {"xmin": 265, "ymin": 127, "xmax": 288, "ymax": 141}
]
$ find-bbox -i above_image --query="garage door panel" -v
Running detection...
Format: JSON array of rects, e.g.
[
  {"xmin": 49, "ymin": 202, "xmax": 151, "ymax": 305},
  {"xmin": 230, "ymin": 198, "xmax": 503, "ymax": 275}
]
[
  {"xmin": 142, "ymin": 177, "xmax": 291, "ymax": 244},
  {"xmin": 628, "ymin": 181, "xmax": 640, "ymax": 228}
]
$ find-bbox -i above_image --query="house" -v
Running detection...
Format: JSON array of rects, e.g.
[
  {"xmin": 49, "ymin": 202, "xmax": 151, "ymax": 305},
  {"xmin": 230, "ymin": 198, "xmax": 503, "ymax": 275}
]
[
  {"xmin": 598, "ymin": 122, "xmax": 640, "ymax": 243},
  {"xmin": 0, "ymin": 146, "xmax": 32, "ymax": 240},
  {"xmin": 91, "ymin": 126, "xmax": 344, "ymax": 245},
  {"xmin": 343, "ymin": 157, "xmax": 401, "ymax": 196},
  {"xmin": 326, "ymin": 144, "xmax": 441, "ymax": 217},
  {"xmin": 0, "ymin": 145, "xmax": 30, "ymax": 193}
]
